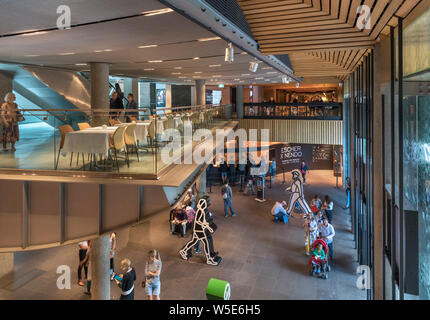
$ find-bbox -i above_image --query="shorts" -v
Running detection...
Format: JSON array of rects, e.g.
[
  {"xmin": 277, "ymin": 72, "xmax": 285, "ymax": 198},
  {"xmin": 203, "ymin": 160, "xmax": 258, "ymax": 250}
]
[
  {"xmin": 221, "ymin": 172, "xmax": 227, "ymax": 177},
  {"xmin": 145, "ymin": 280, "xmax": 161, "ymax": 296}
]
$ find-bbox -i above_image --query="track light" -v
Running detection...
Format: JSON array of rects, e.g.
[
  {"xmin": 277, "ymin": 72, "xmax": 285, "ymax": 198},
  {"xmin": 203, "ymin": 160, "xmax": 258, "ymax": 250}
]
[
  {"xmin": 282, "ymin": 76, "xmax": 290, "ymax": 84},
  {"xmin": 225, "ymin": 43, "xmax": 234, "ymax": 63},
  {"xmin": 296, "ymin": 82, "xmax": 300, "ymax": 88},
  {"xmin": 249, "ymin": 61, "xmax": 259, "ymax": 72}
]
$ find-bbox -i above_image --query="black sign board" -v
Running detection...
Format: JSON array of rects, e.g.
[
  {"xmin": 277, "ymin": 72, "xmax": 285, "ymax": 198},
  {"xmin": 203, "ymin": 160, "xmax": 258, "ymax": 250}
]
[{"xmin": 273, "ymin": 143, "xmax": 333, "ymax": 171}]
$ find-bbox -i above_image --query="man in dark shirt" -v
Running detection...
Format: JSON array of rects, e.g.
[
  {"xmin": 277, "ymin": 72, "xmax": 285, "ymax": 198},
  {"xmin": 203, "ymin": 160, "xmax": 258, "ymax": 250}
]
[
  {"xmin": 110, "ymin": 92, "xmax": 124, "ymax": 118},
  {"xmin": 170, "ymin": 208, "xmax": 188, "ymax": 237},
  {"xmin": 125, "ymin": 93, "xmax": 138, "ymax": 122}
]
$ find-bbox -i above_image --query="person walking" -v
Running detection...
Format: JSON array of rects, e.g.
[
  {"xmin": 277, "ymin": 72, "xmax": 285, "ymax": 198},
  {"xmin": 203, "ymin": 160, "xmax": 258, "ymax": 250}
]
[
  {"xmin": 344, "ymin": 177, "xmax": 351, "ymax": 209},
  {"xmin": 115, "ymin": 258, "xmax": 136, "ymax": 300},
  {"xmin": 300, "ymin": 160, "xmax": 308, "ymax": 184},
  {"xmin": 84, "ymin": 241, "xmax": 92, "ymax": 295},
  {"xmin": 221, "ymin": 182, "xmax": 236, "ymax": 217},
  {"xmin": 144, "ymin": 250, "xmax": 162, "ymax": 300},
  {"xmin": 322, "ymin": 195, "xmax": 334, "ymax": 224},
  {"xmin": 319, "ymin": 218, "xmax": 335, "ymax": 261},
  {"xmin": 109, "ymin": 232, "xmax": 117, "ymax": 280},
  {"xmin": 77, "ymin": 240, "xmax": 89, "ymax": 286},
  {"xmin": 220, "ymin": 159, "xmax": 228, "ymax": 185}
]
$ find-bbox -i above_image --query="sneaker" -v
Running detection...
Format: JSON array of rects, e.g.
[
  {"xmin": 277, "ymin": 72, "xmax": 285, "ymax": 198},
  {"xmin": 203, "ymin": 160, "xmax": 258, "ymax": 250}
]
[
  {"xmin": 232, "ymin": 213, "xmax": 237, "ymax": 217},
  {"xmin": 179, "ymin": 250, "xmax": 188, "ymax": 260},
  {"xmin": 206, "ymin": 258, "xmax": 219, "ymax": 266},
  {"xmin": 78, "ymin": 280, "xmax": 85, "ymax": 286},
  {"xmin": 195, "ymin": 250, "xmax": 202, "ymax": 254},
  {"xmin": 225, "ymin": 215, "xmax": 228, "ymax": 218}
]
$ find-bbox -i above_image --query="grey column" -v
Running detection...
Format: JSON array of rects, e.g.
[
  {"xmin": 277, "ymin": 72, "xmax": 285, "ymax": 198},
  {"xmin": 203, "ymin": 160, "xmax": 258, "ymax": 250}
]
[
  {"xmin": 90, "ymin": 234, "xmax": 110, "ymax": 300},
  {"xmin": 236, "ymin": 85, "xmax": 244, "ymax": 119},
  {"xmin": 372, "ymin": 43, "xmax": 384, "ymax": 300},
  {"xmin": 195, "ymin": 80, "xmax": 206, "ymax": 106},
  {"xmin": 197, "ymin": 169, "xmax": 207, "ymax": 195},
  {"xmin": 90, "ymin": 62, "xmax": 110, "ymax": 126}
]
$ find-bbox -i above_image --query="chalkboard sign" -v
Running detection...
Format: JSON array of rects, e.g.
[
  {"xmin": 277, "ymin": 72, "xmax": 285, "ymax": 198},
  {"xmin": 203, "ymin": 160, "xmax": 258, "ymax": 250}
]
[{"xmin": 273, "ymin": 143, "xmax": 333, "ymax": 171}]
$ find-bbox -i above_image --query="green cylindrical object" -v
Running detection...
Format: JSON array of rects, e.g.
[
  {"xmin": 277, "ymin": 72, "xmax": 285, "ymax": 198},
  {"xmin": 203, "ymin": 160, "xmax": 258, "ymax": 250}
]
[{"xmin": 206, "ymin": 278, "xmax": 231, "ymax": 300}]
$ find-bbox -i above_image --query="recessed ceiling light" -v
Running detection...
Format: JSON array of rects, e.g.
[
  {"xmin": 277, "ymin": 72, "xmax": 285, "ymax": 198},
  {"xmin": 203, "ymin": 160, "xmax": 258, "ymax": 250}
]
[
  {"xmin": 59, "ymin": 52, "xmax": 75, "ymax": 55},
  {"xmin": 172, "ymin": 72, "xmax": 181, "ymax": 75},
  {"xmin": 263, "ymin": 67, "xmax": 273, "ymax": 70},
  {"xmin": 197, "ymin": 37, "xmax": 221, "ymax": 42},
  {"xmin": 148, "ymin": 60, "xmax": 163, "ymax": 63},
  {"xmin": 194, "ymin": 72, "xmax": 202, "ymax": 74},
  {"xmin": 266, "ymin": 71, "xmax": 277, "ymax": 74},
  {"xmin": 240, "ymin": 52, "xmax": 248, "ymax": 55},
  {"xmin": 192, "ymin": 76, "xmax": 201, "ymax": 78},
  {"xmin": 174, "ymin": 67, "xmax": 182, "ymax": 69},
  {"xmin": 138, "ymin": 44, "xmax": 158, "ymax": 49},
  {"xmin": 103, "ymin": 49, "xmax": 112, "ymax": 52},
  {"xmin": 255, "ymin": 77, "xmax": 264, "ymax": 80},
  {"xmin": 179, "ymin": 76, "xmax": 187, "ymax": 79},
  {"xmin": 24, "ymin": 54, "xmax": 40, "ymax": 57},
  {"xmin": 75, "ymin": 63, "xmax": 87, "ymax": 66},
  {"xmin": 144, "ymin": 68, "xmax": 155, "ymax": 71},
  {"xmin": 193, "ymin": 57, "xmax": 200, "ymax": 60},
  {"xmin": 141, "ymin": 8, "xmax": 174, "ymax": 16},
  {"xmin": 241, "ymin": 74, "xmax": 250, "ymax": 76},
  {"xmin": 94, "ymin": 50, "xmax": 103, "ymax": 53},
  {"xmin": 209, "ymin": 64, "xmax": 221, "ymax": 68},
  {"xmin": 234, "ymin": 78, "xmax": 240, "ymax": 81}
]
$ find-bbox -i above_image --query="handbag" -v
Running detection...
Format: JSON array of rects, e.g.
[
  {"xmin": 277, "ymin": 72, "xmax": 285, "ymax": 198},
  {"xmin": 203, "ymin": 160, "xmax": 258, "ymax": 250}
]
[{"xmin": 141, "ymin": 279, "xmax": 146, "ymax": 289}]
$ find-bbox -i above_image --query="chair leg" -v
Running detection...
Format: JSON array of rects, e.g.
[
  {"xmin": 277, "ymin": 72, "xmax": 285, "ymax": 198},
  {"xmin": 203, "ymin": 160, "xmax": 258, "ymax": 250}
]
[
  {"xmin": 82, "ymin": 153, "xmax": 85, "ymax": 170},
  {"xmin": 135, "ymin": 143, "xmax": 140, "ymax": 162},
  {"xmin": 114, "ymin": 149, "xmax": 119, "ymax": 172},
  {"xmin": 55, "ymin": 148, "xmax": 61, "ymax": 170},
  {"xmin": 70, "ymin": 152, "xmax": 74, "ymax": 167}
]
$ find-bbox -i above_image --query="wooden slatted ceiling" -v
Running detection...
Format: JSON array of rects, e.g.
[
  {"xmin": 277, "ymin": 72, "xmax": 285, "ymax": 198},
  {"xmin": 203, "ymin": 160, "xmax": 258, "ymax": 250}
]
[{"xmin": 238, "ymin": 0, "xmax": 422, "ymax": 81}]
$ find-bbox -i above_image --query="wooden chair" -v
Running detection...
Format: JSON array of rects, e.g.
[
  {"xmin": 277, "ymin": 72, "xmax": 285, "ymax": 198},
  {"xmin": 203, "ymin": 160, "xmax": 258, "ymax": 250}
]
[
  {"xmin": 77, "ymin": 122, "xmax": 91, "ymax": 130},
  {"xmin": 56, "ymin": 125, "xmax": 74, "ymax": 170},
  {"xmin": 124, "ymin": 124, "xmax": 140, "ymax": 164},
  {"xmin": 109, "ymin": 125, "xmax": 127, "ymax": 172},
  {"xmin": 109, "ymin": 118, "xmax": 121, "ymax": 126}
]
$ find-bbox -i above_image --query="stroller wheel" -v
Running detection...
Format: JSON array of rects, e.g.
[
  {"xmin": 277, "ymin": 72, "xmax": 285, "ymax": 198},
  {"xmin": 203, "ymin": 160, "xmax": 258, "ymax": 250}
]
[
  {"xmin": 327, "ymin": 265, "xmax": 331, "ymax": 272},
  {"xmin": 322, "ymin": 274, "xmax": 328, "ymax": 279}
]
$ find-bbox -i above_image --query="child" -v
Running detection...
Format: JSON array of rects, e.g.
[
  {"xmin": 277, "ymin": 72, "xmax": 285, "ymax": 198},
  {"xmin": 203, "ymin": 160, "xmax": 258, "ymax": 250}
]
[{"xmin": 312, "ymin": 243, "xmax": 326, "ymax": 274}]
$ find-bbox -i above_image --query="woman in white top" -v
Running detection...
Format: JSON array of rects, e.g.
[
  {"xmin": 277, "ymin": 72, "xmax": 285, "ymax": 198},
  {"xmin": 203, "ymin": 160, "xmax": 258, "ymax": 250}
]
[
  {"xmin": 322, "ymin": 195, "xmax": 334, "ymax": 224},
  {"xmin": 145, "ymin": 249, "xmax": 162, "ymax": 300}
]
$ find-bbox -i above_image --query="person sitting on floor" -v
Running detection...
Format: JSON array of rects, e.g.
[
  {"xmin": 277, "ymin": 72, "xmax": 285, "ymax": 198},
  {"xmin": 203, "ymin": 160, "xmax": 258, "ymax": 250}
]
[
  {"xmin": 185, "ymin": 201, "xmax": 196, "ymax": 224},
  {"xmin": 271, "ymin": 201, "xmax": 288, "ymax": 223},
  {"xmin": 170, "ymin": 207, "xmax": 188, "ymax": 237}
]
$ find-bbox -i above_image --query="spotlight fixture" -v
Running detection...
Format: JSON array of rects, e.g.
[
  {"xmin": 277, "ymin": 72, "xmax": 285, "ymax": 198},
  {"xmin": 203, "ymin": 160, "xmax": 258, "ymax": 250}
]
[
  {"xmin": 225, "ymin": 43, "xmax": 234, "ymax": 63},
  {"xmin": 296, "ymin": 82, "xmax": 300, "ymax": 88},
  {"xmin": 281, "ymin": 76, "xmax": 290, "ymax": 84},
  {"xmin": 249, "ymin": 61, "xmax": 259, "ymax": 72}
]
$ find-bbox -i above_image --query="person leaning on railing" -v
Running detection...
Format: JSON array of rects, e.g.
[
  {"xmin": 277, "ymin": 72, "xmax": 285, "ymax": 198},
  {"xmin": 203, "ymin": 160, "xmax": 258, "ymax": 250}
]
[{"xmin": 1, "ymin": 92, "xmax": 24, "ymax": 152}]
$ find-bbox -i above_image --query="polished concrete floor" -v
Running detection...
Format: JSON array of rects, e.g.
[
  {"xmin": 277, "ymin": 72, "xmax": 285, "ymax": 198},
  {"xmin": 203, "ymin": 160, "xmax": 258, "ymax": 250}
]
[{"xmin": 0, "ymin": 170, "xmax": 365, "ymax": 300}]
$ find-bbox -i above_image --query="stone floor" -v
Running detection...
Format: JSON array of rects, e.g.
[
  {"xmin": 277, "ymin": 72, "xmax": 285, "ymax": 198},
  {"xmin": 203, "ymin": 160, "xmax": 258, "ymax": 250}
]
[{"xmin": 0, "ymin": 170, "xmax": 366, "ymax": 300}]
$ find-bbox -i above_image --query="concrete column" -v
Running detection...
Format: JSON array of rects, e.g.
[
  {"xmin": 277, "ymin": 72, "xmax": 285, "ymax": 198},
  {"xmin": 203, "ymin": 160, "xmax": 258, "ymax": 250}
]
[
  {"xmin": 132, "ymin": 79, "xmax": 139, "ymax": 107},
  {"xmin": 165, "ymin": 84, "xmax": 172, "ymax": 111},
  {"xmin": 373, "ymin": 43, "xmax": 384, "ymax": 300},
  {"xmin": 0, "ymin": 253, "xmax": 14, "ymax": 278},
  {"xmin": 195, "ymin": 80, "xmax": 206, "ymax": 106},
  {"xmin": 197, "ymin": 169, "xmax": 207, "ymax": 195},
  {"xmin": 191, "ymin": 86, "xmax": 197, "ymax": 106},
  {"xmin": 90, "ymin": 62, "xmax": 110, "ymax": 126},
  {"xmin": 90, "ymin": 234, "xmax": 110, "ymax": 300},
  {"xmin": 0, "ymin": 72, "xmax": 12, "ymax": 102},
  {"xmin": 236, "ymin": 85, "xmax": 244, "ymax": 119}
]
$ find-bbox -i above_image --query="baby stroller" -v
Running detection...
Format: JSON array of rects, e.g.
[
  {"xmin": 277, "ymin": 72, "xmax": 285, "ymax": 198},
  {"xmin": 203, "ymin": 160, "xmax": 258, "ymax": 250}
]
[{"xmin": 308, "ymin": 238, "xmax": 331, "ymax": 279}]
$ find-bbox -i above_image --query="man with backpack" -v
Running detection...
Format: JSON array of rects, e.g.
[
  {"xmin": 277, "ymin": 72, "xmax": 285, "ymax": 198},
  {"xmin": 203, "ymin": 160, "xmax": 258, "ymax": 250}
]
[{"xmin": 221, "ymin": 182, "xmax": 236, "ymax": 217}]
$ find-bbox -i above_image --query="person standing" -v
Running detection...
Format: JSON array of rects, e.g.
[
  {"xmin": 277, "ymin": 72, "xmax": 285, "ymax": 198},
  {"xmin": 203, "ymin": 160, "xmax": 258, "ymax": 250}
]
[
  {"xmin": 270, "ymin": 159, "xmax": 276, "ymax": 180},
  {"xmin": 77, "ymin": 240, "xmax": 89, "ymax": 286},
  {"xmin": 220, "ymin": 158, "xmax": 228, "ymax": 185},
  {"xmin": 109, "ymin": 232, "xmax": 117, "ymax": 281},
  {"xmin": 319, "ymin": 218, "xmax": 335, "ymax": 261},
  {"xmin": 228, "ymin": 156, "xmax": 236, "ymax": 186},
  {"xmin": 84, "ymin": 241, "xmax": 92, "ymax": 295},
  {"xmin": 221, "ymin": 182, "xmax": 236, "ymax": 217},
  {"xmin": 238, "ymin": 162, "xmax": 246, "ymax": 190},
  {"xmin": 125, "ymin": 93, "xmax": 138, "ymax": 122},
  {"xmin": 1, "ymin": 92, "xmax": 22, "ymax": 152},
  {"xmin": 300, "ymin": 160, "xmax": 308, "ymax": 184},
  {"xmin": 110, "ymin": 92, "xmax": 124, "ymax": 119},
  {"xmin": 344, "ymin": 177, "xmax": 351, "ymax": 209},
  {"xmin": 144, "ymin": 250, "xmax": 162, "ymax": 300},
  {"xmin": 322, "ymin": 195, "xmax": 334, "ymax": 224},
  {"xmin": 115, "ymin": 258, "xmax": 136, "ymax": 300},
  {"xmin": 311, "ymin": 195, "xmax": 322, "ymax": 210}
]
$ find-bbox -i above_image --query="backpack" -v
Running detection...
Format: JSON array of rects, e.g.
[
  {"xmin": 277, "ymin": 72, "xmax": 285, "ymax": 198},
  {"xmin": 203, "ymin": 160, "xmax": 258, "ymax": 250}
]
[{"xmin": 221, "ymin": 187, "xmax": 228, "ymax": 199}]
